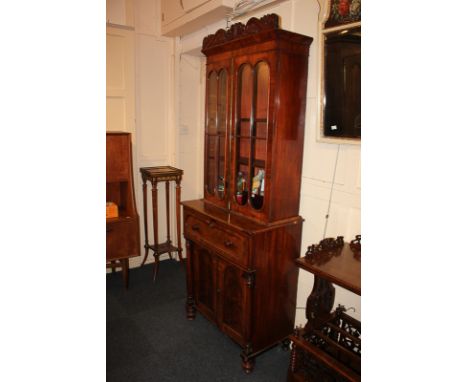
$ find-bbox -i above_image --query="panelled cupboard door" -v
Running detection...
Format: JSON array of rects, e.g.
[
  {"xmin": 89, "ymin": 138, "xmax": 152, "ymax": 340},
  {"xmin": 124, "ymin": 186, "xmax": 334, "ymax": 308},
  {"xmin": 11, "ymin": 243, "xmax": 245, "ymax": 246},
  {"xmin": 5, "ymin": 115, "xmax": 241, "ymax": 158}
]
[
  {"xmin": 204, "ymin": 60, "xmax": 231, "ymax": 208},
  {"xmin": 193, "ymin": 246, "xmax": 217, "ymax": 323},
  {"xmin": 216, "ymin": 259, "xmax": 251, "ymax": 346},
  {"xmin": 191, "ymin": 242, "xmax": 251, "ymax": 346}
]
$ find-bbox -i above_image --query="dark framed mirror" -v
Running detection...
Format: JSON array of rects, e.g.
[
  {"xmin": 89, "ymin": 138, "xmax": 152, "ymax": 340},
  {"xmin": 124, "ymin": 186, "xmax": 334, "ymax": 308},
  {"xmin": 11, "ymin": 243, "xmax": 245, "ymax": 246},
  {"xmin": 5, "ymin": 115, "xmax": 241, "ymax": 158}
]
[
  {"xmin": 318, "ymin": 0, "xmax": 361, "ymax": 143},
  {"xmin": 323, "ymin": 26, "xmax": 361, "ymax": 139}
]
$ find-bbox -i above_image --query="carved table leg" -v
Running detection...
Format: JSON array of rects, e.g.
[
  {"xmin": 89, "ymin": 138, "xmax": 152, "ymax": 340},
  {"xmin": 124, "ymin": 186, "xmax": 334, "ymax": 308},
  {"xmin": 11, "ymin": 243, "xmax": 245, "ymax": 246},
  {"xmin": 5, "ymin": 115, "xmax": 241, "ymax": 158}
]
[
  {"xmin": 152, "ymin": 255, "xmax": 160, "ymax": 283},
  {"xmin": 140, "ymin": 180, "xmax": 150, "ymax": 266},
  {"xmin": 175, "ymin": 179, "xmax": 183, "ymax": 265},
  {"xmin": 151, "ymin": 180, "xmax": 159, "ymax": 250},
  {"xmin": 165, "ymin": 181, "xmax": 173, "ymax": 260}
]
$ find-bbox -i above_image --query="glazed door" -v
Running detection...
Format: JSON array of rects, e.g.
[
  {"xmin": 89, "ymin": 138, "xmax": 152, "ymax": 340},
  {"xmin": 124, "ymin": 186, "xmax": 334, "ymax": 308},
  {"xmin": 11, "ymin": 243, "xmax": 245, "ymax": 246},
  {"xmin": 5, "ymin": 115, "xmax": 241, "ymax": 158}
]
[
  {"xmin": 204, "ymin": 61, "xmax": 231, "ymax": 208},
  {"xmin": 216, "ymin": 258, "xmax": 252, "ymax": 346},
  {"xmin": 230, "ymin": 53, "xmax": 275, "ymax": 222},
  {"xmin": 192, "ymin": 245, "xmax": 217, "ymax": 323}
]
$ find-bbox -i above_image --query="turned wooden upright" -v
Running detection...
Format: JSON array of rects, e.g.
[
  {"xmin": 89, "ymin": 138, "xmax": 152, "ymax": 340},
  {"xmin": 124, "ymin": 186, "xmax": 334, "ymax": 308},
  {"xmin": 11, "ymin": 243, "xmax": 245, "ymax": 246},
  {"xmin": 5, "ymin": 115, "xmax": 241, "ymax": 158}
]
[{"xmin": 140, "ymin": 166, "xmax": 184, "ymax": 281}]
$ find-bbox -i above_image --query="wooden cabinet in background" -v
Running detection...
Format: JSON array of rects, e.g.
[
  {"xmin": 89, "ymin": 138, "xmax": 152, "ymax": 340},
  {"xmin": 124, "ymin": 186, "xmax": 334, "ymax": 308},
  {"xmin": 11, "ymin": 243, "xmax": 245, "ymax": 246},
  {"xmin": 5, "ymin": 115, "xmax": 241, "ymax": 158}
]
[
  {"xmin": 106, "ymin": 132, "xmax": 140, "ymax": 288},
  {"xmin": 182, "ymin": 14, "xmax": 312, "ymax": 373}
]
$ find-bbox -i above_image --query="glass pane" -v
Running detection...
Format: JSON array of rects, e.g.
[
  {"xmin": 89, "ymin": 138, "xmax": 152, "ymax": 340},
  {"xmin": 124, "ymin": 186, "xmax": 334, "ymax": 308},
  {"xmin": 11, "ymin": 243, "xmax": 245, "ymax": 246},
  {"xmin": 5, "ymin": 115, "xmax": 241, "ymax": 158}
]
[
  {"xmin": 254, "ymin": 138, "xmax": 267, "ymax": 163},
  {"xmin": 256, "ymin": 122, "xmax": 267, "ymax": 139},
  {"xmin": 235, "ymin": 65, "xmax": 253, "ymax": 206},
  {"xmin": 250, "ymin": 62, "xmax": 269, "ymax": 210},
  {"xmin": 238, "ymin": 137, "xmax": 250, "ymax": 162},
  {"xmin": 217, "ymin": 135, "xmax": 225, "ymax": 199},
  {"xmin": 206, "ymin": 135, "xmax": 216, "ymax": 194},
  {"xmin": 255, "ymin": 62, "xmax": 269, "ymax": 120},
  {"xmin": 239, "ymin": 121, "xmax": 250, "ymax": 137},
  {"xmin": 207, "ymin": 71, "xmax": 217, "ymax": 134},
  {"xmin": 214, "ymin": 69, "xmax": 228, "ymax": 200},
  {"xmin": 239, "ymin": 65, "xmax": 253, "ymax": 120},
  {"xmin": 217, "ymin": 69, "xmax": 227, "ymax": 134}
]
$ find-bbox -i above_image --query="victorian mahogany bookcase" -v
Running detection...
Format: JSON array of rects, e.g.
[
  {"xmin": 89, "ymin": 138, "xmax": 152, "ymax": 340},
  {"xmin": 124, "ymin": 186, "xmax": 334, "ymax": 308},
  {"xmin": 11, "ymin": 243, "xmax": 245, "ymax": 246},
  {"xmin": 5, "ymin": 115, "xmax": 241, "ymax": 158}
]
[{"xmin": 181, "ymin": 14, "xmax": 313, "ymax": 373}]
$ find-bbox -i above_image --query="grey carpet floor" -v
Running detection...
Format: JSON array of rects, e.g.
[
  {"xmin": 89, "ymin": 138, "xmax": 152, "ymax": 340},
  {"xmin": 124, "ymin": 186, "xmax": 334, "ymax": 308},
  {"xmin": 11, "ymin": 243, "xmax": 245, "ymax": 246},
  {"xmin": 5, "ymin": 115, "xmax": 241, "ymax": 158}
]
[{"xmin": 107, "ymin": 259, "xmax": 291, "ymax": 381}]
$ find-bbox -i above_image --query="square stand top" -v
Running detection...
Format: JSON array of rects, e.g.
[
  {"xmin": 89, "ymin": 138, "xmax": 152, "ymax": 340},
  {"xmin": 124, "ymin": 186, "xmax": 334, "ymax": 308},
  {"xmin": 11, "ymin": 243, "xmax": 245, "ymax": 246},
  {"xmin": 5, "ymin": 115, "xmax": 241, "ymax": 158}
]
[{"xmin": 140, "ymin": 166, "xmax": 183, "ymax": 182}]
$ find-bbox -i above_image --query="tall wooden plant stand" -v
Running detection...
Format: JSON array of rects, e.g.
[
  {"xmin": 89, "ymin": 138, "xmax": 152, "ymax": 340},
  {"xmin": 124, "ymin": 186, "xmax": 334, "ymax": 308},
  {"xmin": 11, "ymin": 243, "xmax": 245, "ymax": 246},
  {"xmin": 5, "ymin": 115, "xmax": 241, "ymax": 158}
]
[{"xmin": 140, "ymin": 166, "xmax": 184, "ymax": 282}]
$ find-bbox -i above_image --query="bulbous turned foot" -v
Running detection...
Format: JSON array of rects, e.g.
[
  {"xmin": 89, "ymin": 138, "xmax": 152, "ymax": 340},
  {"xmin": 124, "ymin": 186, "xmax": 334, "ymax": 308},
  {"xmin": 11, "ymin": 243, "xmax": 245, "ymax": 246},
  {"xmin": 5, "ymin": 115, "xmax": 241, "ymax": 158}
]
[{"xmin": 241, "ymin": 357, "xmax": 255, "ymax": 374}]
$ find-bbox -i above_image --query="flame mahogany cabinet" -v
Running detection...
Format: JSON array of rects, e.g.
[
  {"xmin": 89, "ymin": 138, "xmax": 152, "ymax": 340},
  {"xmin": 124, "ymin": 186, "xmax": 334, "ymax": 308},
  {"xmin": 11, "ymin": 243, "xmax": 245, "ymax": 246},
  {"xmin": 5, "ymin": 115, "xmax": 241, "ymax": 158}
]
[
  {"xmin": 106, "ymin": 132, "xmax": 140, "ymax": 288},
  {"xmin": 182, "ymin": 14, "xmax": 312, "ymax": 373}
]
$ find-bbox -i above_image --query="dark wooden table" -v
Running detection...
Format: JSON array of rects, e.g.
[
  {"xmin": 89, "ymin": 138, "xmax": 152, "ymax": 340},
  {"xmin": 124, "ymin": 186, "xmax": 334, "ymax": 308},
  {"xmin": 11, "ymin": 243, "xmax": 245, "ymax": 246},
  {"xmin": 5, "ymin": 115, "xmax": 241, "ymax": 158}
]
[
  {"xmin": 140, "ymin": 166, "xmax": 184, "ymax": 281},
  {"xmin": 296, "ymin": 242, "xmax": 360, "ymax": 296},
  {"xmin": 288, "ymin": 236, "xmax": 361, "ymax": 382}
]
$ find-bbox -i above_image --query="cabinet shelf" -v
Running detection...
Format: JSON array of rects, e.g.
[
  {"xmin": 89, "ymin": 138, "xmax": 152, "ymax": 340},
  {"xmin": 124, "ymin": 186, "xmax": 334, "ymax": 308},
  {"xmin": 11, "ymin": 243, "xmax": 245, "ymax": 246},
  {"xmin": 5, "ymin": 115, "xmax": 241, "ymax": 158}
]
[
  {"xmin": 238, "ymin": 117, "xmax": 268, "ymax": 123},
  {"xmin": 237, "ymin": 157, "xmax": 265, "ymax": 168},
  {"xmin": 234, "ymin": 135, "xmax": 267, "ymax": 140}
]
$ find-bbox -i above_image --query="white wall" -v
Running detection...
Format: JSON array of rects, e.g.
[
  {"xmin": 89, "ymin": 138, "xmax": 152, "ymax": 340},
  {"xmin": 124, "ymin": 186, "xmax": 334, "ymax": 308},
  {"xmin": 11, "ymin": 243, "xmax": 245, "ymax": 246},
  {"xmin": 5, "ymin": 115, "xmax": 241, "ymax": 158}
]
[{"xmin": 108, "ymin": 0, "xmax": 178, "ymax": 268}]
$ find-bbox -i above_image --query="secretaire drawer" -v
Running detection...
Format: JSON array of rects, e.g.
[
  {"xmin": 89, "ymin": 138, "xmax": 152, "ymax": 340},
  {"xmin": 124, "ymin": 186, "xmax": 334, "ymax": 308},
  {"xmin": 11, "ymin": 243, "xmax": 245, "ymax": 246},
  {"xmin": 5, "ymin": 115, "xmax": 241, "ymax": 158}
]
[{"xmin": 184, "ymin": 212, "xmax": 249, "ymax": 267}]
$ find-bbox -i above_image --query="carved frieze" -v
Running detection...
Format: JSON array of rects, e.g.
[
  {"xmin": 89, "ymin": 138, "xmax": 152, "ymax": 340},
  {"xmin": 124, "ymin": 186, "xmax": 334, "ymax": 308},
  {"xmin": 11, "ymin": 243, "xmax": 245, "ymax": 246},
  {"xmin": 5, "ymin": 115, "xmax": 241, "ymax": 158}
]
[{"xmin": 202, "ymin": 14, "xmax": 280, "ymax": 51}]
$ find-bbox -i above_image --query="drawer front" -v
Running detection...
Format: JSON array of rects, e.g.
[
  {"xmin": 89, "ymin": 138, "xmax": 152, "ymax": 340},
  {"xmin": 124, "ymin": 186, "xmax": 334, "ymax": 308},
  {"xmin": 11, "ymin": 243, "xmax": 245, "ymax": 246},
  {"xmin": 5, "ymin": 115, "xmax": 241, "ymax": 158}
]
[
  {"xmin": 106, "ymin": 218, "xmax": 139, "ymax": 260},
  {"xmin": 184, "ymin": 213, "xmax": 249, "ymax": 267}
]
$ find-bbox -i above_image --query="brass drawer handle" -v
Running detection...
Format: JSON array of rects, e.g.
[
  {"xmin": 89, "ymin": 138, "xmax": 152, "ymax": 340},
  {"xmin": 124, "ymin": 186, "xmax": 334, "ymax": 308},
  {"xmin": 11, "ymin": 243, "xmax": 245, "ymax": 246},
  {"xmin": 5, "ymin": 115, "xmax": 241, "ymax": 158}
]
[
  {"xmin": 224, "ymin": 240, "xmax": 234, "ymax": 248},
  {"xmin": 192, "ymin": 224, "xmax": 200, "ymax": 231}
]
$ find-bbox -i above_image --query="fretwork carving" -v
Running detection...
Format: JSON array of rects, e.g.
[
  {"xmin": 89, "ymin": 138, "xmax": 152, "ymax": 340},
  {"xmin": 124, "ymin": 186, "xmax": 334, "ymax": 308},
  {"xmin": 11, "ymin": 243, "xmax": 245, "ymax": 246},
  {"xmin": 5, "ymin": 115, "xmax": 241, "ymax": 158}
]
[{"xmin": 202, "ymin": 14, "xmax": 280, "ymax": 51}]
